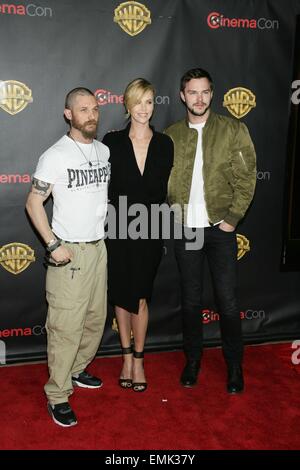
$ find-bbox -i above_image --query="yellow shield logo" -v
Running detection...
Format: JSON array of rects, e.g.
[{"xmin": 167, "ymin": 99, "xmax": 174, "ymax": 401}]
[
  {"xmin": 112, "ymin": 317, "xmax": 133, "ymax": 338},
  {"xmin": 236, "ymin": 234, "xmax": 250, "ymax": 260},
  {"xmin": 112, "ymin": 317, "xmax": 119, "ymax": 333},
  {"xmin": 114, "ymin": 1, "xmax": 151, "ymax": 36},
  {"xmin": 0, "ymin": 243, "xmax": 35, "ymax": 275},
  {"xmin": 0, "ymin": 80, "xmax": 33, "ymax": 115},
  {"xmin": 223, "ymin": 87, "xmax": 256, "ymax": 119}
]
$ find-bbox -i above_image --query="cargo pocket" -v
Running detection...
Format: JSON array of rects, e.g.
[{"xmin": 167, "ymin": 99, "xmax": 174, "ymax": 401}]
[
  {"xmin": 45, "ymin": 292, "xmax": 78, "ymax": 333},
  {"xmin": 46, "ymin": 245, "xmax": 83, "ymax": 297}
]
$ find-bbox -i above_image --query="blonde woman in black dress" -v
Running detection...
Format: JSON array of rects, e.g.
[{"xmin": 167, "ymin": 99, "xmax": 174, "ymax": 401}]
[{"xmin": 103, "ymin": 79, "xmax": 173, "ymax": 392}]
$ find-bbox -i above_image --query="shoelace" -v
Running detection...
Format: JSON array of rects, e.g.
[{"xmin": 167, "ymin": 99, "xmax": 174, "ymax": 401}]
[{"xmin": 81, "ymin": 372, "xmax": 92, "ymax": 379}]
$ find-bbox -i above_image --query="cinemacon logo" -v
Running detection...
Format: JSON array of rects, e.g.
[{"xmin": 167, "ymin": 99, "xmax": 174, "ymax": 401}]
[
  {"xmin": 0, "ymin": 2, "xmax": 52, "ymax": 17},
  {"xmin": 207, "ymin": 12, "xmax": 279, "ymax": 30},
  {"xmin": 95, "ymin": 89, "xmax": 124, "ymax": 106},
  {"xmin": 202, "ymin": 309, "xmax": 266, "ymax": 324},
  {"xmin": 0, "ymin": 174, "xmax": 31, "ymax": 183},
  {"xmin": 95, "ymin": 89, "xmax": 170, "ymax": 106},
  {"xmin": 0, "ymin": 326, "xmax": 46, "ymax": 337}
]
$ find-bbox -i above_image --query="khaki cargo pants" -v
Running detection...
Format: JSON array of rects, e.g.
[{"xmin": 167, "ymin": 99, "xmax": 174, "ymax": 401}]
[{"xmin": 44, "ymin": 240, "xmax": 107, "ymax": 405}]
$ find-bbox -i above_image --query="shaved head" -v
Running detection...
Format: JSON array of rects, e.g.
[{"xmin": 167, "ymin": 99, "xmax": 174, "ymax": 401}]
[{"xmin": 65, "ymin": 87, "xmax": 95, "ymax": 109}]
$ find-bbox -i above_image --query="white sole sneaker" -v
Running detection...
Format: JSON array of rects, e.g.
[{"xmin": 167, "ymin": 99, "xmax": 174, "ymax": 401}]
[
  {"xmin": 72, "ymin": 379, "xmax": 103, "ymax": 389},
  {"xmin": 47, "ymin": 403, "xmax": 78, "ymax": 427}
]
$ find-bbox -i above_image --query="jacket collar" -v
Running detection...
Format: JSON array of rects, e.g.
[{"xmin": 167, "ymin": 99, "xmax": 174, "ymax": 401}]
[{"xmin": 184, "ymin": 110, "xmax": 215, "ymax": 129}]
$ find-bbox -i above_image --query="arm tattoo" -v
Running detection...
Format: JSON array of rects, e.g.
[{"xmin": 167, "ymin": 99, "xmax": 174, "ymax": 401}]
[{"xmin": 31, "ymin": 177, "xmax": 51, "ymax": 197}]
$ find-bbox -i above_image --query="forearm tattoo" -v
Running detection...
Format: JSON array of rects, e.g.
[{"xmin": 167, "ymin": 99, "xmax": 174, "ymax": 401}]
[{"xmin": 31, "ymin": 178, "xmax": 51, "ymax": 197}]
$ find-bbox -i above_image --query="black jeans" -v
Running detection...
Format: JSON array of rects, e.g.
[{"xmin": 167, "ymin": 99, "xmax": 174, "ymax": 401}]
[{"xmin": 174, "ymin": 225, "xmax": 243, "ymax": 366}]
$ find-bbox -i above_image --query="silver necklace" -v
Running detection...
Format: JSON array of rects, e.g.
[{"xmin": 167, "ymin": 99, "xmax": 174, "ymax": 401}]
[
  {"xmin": 69, "ymin": 132, "xmax": 101, "ymax": 187},
  {"xmin": 69, "ymin": 132, "xmax": 97, "ymax": 168}
]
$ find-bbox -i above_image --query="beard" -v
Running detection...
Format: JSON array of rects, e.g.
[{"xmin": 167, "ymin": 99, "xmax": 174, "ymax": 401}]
[
  {"xmin": 186, "ymin": 99, "xmax": 212, "ymax": 117},
  {"xmin": 72, "ymin": 117, "xmax": 98, "ymax": 139}
]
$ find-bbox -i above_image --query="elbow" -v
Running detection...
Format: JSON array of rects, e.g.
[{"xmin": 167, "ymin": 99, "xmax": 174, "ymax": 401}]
[{"xmin": 25, "ymin": 202, "xmax": 32, "ymax": 219}]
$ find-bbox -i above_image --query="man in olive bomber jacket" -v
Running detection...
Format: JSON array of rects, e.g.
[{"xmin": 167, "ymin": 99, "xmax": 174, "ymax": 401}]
[{"xmin": 165, "ymin": 67, "xmax": 256, "ymax": 394}]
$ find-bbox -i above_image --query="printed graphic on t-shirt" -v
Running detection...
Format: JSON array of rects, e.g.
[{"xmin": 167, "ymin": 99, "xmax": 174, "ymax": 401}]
[
  {"xmin": 33, "ymin": 135, "xmax": 110, "ymax": 240},
  {"xmin": 67, "ymin": 162, "xmax": 110, "ymax": 190}
]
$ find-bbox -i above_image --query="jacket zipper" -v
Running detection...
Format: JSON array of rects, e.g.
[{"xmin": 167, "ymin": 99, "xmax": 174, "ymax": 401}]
[{"xmin": 239, "ymin": 151, "xmax": 246, "ymax": 167}]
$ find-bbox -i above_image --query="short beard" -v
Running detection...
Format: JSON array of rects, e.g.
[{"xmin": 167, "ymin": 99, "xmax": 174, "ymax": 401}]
[
  {"xmin": 72, "ymin": 118, "xmax": 98, "ymax": 139},
  {"xmin": 186, "ymin": 101, "xmax": 211, "ymax": 117}
]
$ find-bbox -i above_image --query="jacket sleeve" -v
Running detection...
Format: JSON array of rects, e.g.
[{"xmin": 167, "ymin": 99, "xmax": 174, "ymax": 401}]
[{"xmin": 225, "ymin": 122, "xmax": 256, "ymax": 227}]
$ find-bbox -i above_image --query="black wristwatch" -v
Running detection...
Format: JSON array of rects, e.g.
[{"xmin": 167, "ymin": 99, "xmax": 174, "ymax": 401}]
[{"xmin": 46, "ymin": 238, "xmax": 61, "ymax": 253}]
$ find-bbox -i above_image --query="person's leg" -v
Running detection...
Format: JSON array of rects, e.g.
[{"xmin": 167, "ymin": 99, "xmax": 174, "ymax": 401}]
[
  {"xmin": 206, "ymin": 227, "xmax": 243, "ymax": 365},
  {"xmin": 71, "ymin": 241, "xmax": 107, "ymax": 377},
  {"xmin": 131, "ymin": 299, "xmax": 148, "ymax": 390},
  {"xmin": 116, "ymin": 305, "xmax": 133, "ymax": 387},
  {"xmin": 174, "ymin": 227, "xmax": 206, "ymax": 386},
  {"xmin": 45, "ymin": 301, "xmax": 87, "ymax": 404},
  {"xmin": 174, "ymin": 228, "xmax": 205, "ymax": 363},
  {"xmin": 44, "ymin": 244, "xmax": 89, "ymax": 405},
  {"xmin": 206, "ymin": 227, "xmax": 244, "ymax": 393}
]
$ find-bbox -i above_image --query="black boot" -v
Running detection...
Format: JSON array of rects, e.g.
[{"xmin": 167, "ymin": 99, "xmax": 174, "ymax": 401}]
[
  {"xmin": 180, "ymin": 360, "xmax": 201, "ymax": 387},
  {"xmin": 227, "ymin": 364, "xmax": 244, "ymax": 394}
]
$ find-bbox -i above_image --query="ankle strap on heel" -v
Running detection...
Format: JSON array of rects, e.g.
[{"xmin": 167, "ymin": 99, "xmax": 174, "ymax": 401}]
[
  {"xmin": 122, "ymin": 346, "xmax": 132, "ymax": 355},
  {"xmin": 133, "ymin": 350, "xmax": 144, "ymax": 359}
]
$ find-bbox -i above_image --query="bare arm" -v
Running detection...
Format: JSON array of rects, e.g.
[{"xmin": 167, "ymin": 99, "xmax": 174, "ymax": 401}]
[
  {"xmin": 26, "ymin": 177, "xmax": 55, "ymax": 244},
  {"xmin": 26, "ymin": 178, "xmax": 72, "ymax": 262}
]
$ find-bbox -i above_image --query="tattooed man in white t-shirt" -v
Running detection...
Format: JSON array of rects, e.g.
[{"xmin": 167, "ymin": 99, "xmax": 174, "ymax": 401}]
[{"xmin": 26, "ymin": 88, "xmax": 110, "ymax": 427}]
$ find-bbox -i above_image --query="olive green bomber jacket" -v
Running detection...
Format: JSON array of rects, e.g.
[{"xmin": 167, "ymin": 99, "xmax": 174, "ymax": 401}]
[{"xmin": 164, "ymin": 111, "xmax": 256, "ymax": 227}]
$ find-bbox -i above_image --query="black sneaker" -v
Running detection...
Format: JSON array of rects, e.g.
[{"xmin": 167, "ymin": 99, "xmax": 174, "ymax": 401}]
[
  {"xmin": 72, "ymin": 370, "xmax": 103, "ymax": 389},
  {"xmin": 47, "ymin": 402, "xmax": 77, "ymax": 427}
]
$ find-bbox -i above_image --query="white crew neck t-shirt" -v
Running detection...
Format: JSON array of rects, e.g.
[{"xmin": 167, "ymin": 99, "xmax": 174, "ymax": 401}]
[
  {"xmin": 186, "ymin": 121, "xmax": 210, "ymax": 228},
  {"xmin": 34, "ymin": 135, "xmax": 110, "ymax": 241}
]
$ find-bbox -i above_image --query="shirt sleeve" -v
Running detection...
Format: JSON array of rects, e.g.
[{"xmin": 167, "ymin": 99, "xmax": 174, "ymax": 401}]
[
  {"xmin": 225, "ymin": 122, "xmax": 256, "ymax": 227},
  {"xmin": 33, "ymin": 149, "xmax": 62, "ymax": 184}
]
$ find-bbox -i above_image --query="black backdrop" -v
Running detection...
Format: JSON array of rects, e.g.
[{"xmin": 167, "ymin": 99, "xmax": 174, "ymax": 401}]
[{"xmin": 1, "ymin": 0, "xmax": 300, "ymax": 364}]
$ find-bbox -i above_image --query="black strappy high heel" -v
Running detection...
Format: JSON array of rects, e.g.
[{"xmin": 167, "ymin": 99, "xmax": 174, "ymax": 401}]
[
  {"xmin": 119, "ymin": 346, "xmax": 133, "ymax": 389},
  {"xmin": 132, "ymin": 350, "xmax": 147, "ymax": 392}
]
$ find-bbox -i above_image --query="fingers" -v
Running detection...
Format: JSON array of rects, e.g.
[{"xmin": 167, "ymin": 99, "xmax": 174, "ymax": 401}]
[
  {"xmin": 219, "ymin": 221, "xmax": 235, "ymax": 232},
  {"xmin": 48, "ymin": 256, "xmax": 70, "ymax": 266},
  {"xmin": 51, "ymin": 245, "xmax": 71, "ymax": 263}
]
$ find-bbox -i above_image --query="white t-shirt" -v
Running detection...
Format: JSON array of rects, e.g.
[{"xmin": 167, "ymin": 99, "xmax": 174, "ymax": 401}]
[
  {"xmin": 186, "ymin": 122, "xmax": 210, "ymax": 228},
  {"xmin": 34, "ymin": 135, "xmax": 110, "ymax": 241}
]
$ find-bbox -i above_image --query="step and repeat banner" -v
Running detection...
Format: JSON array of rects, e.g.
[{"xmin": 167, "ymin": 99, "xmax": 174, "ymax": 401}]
[{"xmin": 1, "ymin": 0, "xmax": 300, "ymax": 363}]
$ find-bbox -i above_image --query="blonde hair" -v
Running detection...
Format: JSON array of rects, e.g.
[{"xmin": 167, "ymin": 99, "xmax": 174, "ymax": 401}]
[{"xmin": 124, "ymin": 78, "xmax": 155, "ymax": 118}]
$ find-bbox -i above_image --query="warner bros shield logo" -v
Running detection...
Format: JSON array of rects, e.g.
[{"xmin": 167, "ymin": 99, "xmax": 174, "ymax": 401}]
[
  {"xmin": 236, "ymin": 234, "xmax": 250, "ymax": 260},
  {"xmin": 0, "ymin": 243, "xmax": 35, "ymax": 275},
  {"xmin": 223, "ymin": 87, "xmax": 256, "ymax": 119},
  {"xmin": 114, "ymin": 1, "xmax": 151, "ymax": 36},
  {"xmin": 0, "ymin": 80, "xmax": 33, "ymax": 115}
]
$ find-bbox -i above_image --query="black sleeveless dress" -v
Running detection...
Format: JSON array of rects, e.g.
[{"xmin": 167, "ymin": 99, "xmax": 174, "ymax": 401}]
[{"xmin": 103, "ymin": 126, "xmax": 174, "ymax": 313}]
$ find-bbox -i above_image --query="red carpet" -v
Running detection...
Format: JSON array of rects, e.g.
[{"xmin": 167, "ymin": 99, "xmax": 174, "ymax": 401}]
[{"xmin": 1, "ymin": 343, "xmax": 300, "ymax": 450}]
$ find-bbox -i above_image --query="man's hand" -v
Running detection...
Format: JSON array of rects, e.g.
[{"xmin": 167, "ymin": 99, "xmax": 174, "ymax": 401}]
[
  {"xmin": 50, "ymin": 245, "xmax": 73, "ymax": 264},
  {"xmin": 219, "ymin": 221, "xmax": 235, "ymax": 232}
]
